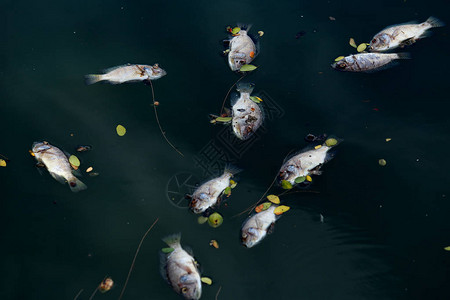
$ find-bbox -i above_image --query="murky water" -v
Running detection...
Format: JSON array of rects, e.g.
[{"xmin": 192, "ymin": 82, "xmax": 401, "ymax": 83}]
[{"xmin": 2, "ymin": 0, "xmax": 450, "ymax": 299}]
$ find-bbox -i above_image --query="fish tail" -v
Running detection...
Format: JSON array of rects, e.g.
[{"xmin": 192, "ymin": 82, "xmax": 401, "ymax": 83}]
[
  {"xmin": 425, "ymin": 16, "xmax": 444, "ymax": 28},
  {"xmin": 68, "ymin": 177, "xmax": 87, "ymax": 192},
  {"xmin": 236, "ymin": 82, "xmax": 255, "ymax": 95},
  {"xmin": 237, "ymin": 23, "xmax": 252, "ymax": 32},
  {"xmin": 162, "ymin": 233, "xmax": 181, "ymax": 248},
  {"xmin": 395, "ymin": 53, "xmax": 411, "ymax": 60},
  {"xmin": 224, "ymin": 164, "xmax": 242, "ymax": 176},
  {"xmin": 84, "ymin": 74, "xmax": 104, "ymax": 85}
]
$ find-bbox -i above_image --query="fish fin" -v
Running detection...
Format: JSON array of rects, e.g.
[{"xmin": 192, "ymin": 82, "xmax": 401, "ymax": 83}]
[
  {"xmin": 223, "ymin": 107, "xmax": 232, "ymax": 117},
  {"xmin": 237, "ymin": 23, "xmax": 252, "ymax": 32},
  {"xmin": 224, "ymin": 164, "xmax": 242, "ymax": 177},
  {"xmin": 84, "ymin": 74, "xmax": 104, "ymax": 85},
  {"xmin": 395, "ymin": 52, "xmax": 411, "ymax": 60},
  {"xmin": 49, "ymin": 172, "xmax": 67, "ymax": 185},
  {"xmin": 324, "ymin": 151, "xmax": 337, "ymax": 163},
  {"xmin": 230, "ymin": 92, "xmax": 240, "ymax": 106},
  {"xmin": 267, "ymin": 222, "xmax": 276, "ymax": 235},
  {"xmin": 68, "ymin": 177, "xmax": 87, "ymax": 192},
  {"xmin": 236, "ymin": 82, "xmax": 255, "ymax": 95},
  {"xmin": 103, "ymin": 64, "xmax": 134, "ymax": 73},
  {"xmin": 399, "ymin": 37, "xmax": 416, "ymax": 47},
  {"xmin": 183, "ymin": 245, "xmax": 194, "ymax": 257},
  {"xmin": 159, "ymin": 251, "xmax": 170, "ymax": 284},
  {"xmin": 35, "ymin": 162, "xmax": 45, "ymax": 168},
  {"xmin": 425, "ymin": 16, "xmax": 444, "ymax": 28},
  {"xmin": 71, "ymin": 168, "xmax": 82, "ymax": 177},
  {"xmin": 162, "ymin": 233, "xmax": 181, "ymax": 248}
]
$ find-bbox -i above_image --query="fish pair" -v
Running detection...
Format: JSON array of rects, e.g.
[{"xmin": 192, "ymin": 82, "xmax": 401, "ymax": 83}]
[{"xmin": 332, "ymin": 16, "xmax": 444, "ymax": 72}]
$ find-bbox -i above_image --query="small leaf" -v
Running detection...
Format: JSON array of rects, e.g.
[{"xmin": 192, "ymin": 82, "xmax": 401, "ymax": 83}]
[
  {"xmin": 29, "ymin": 150, "xmax": 35, "ymax": 157},
  {"xmin": 239, "ymin": 64, "xmax": 258, "ymax": 72},
  {"xmin": 69, "ymin": 155, "xmax": 80, "ymax": 167},
  {"xmin": 385, "ymin": 138, "xmax": 392, "ymax": 142},
  {"xmin": 255, "ymin": 204, "xmax": 264, "ymax": 213},
  {"xmin": 325, "ymin": 138, "xmax": 338, "ymax": 147},
  {"xmin": 349, "ymin": 38, "xmax": 357, "ymax": 48},
  {"xmin": 294, "ymin": 176, "xmax": 306, "ymax": 183},
  {"xmin": 379, "ymin": 159, "xmax": 387, "ymax": 166},
  {"xmin": 267, "ymin": 195, "xmax": 280, "ymax": 204},
  {"xmin": 86, "ymin": 166, "xmax": 93, "ymax": 173},
  {"xmin": 232, "ymin": 27, "xmax": 241, "ymax": 35},
  {"xmin": 258, "ymin": 31, "xmax": 264, "ymax": 36},
  {"xmin": 444, "ymin": 246, "xmax": 450, "ymax": 251},
  {"xmin": 209, "ymin": 240, "xmax": 219, "ymax": 249},
  {"xmin": 230, "ymin": 179, "xmax": 237, "ymax": 188},
  {"xmin": 262, "ymin": 202, "xmax": 272, "ymax": 210},
  {"xmin": 281, "ymin": 180, "xmax": 293, "ymax": 190},
  {"xmin": 215, "ymin": 117, "xmax": 232, "ymax": 123},
  {"xmin": 335, "ymin": 56, "xmax": 345, "ymax": 62},
  {"xmin": 224, "ymin": 186, "xmax": 232, "ymax": 196},
  {"xmin": 208, "ymin": 212, "xmax": 223, "ymax": 228},
  {"xmin": 0, "ymin": 159, "xmax": 6, "ymax": 167},
  {"xmin": 250, "ymin": 96, "xmax": 262, "ymax": 103},
  {"xmin": 161, "ymin": 247, "xmax": 174, "ymax": 253},
  {"xmin": 274, "ymin": 205, "xmax": 290, "ymax": 215},
  {"xmin": 314, "ymin": 145, "xmax": 322, "ymax": 150},
  {"xmin": 306, "ymin": 175, "xmax": 312, "ymax": 182},
  {"xmin": 357, "ymin": 43, "xmax": 367, "ymax": 52},
  {"xmin": 201, "ymin": 277, "xmax": 213, "ymax": 285},
  {"xmin": 116, "ymin": 125, "xmax": 126, "ymax": 136},
  {"xmin": 197, "ymin": 216, "xmax": 208, "ymax": 224}
]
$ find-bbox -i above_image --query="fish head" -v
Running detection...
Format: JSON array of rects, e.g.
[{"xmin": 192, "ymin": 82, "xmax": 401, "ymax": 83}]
[
  {"xmin": 331, "ymin": 57, "xmax": 353, "ymax": 72},
  {"xmin": 241, "ymin": 227, "xmax": 262, "ymax": 248},
  {"xmin": 179, "ymin": 274, "xmax": 202, "ymax": 299},
  {"xmin": 189, "ymin": 193, "xmax": 210, "ymax": 214},
  {"xmin": 369, "ymin": 33, "xmax": 391, "ymax": 51},
  {"xmin": 278, "ymin": 164, "xmax": 299, "ymax": 184},
  {"xmin": 32, "ymin": 141, "xmax": 51, "ymax": 153},
  {"xmin": 145, "ymin": 64, "xmax": 167, "ymax": 80}
]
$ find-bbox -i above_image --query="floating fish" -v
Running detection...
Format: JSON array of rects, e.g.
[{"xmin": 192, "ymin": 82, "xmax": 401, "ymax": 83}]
[
  {"xmin": 331, "ymin": 53, "xmax": 410, "ymax": 72},
  {"xmin": 369, "ymin": 17, "xmax": 444, "ymax": 52},
  {"xmin": 231, "ymin": 83, "xmax": 263, "ymax": 140},
  {"xmin": 85, "ymin": 63, "xmax": 166, "ymax": 85},
  {"xmin": 227, "ymin": 25, "xmax": 258, "ymax": 71},
  {"xmin": 241, "ymin": 205, "xmax": 279, "ymax": 248},
  {"xmin": 160, "ymin": 234, "xmax": 202, "ymax": 300},
  {"xmin": 31, "ymin": 141, "xmax": 87, "ymax": 192}
]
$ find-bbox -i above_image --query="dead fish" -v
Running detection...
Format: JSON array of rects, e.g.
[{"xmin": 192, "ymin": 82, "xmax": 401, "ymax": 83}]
[
  {"xmin": 241, "ymin": 205, "xmax": 279, "ymax": 248},
  {"xmin": 85, "ymin": 63, "xmax": 167, "ymax": 85},
  {"xmin": 188, "ymin": 166, "xmax": 240, "ymax": 214},
  {"xmin": 369, "ymin": 16, "xmax": 444, "ymax": 52},
  {"xmin": 231, "ymin": 83, "xmax": 263, "ymax": 140},
  {"xmin": 160, "ymin": 234, "xmax": 202, "ymax": 300},
  {"xmin": 31, "ymin": 141, "xmax": 87, "ymax": 192},
  {"xmin": 227, "ymin": 26, "xmax": 257, "ymax": 71},
  {"xmin": 331, "ymin": 53, "xmax": 410, "ymax": 72},
  {"xmin": 278, "ymin": 137, "xmax": 341, "ymax": 186}
]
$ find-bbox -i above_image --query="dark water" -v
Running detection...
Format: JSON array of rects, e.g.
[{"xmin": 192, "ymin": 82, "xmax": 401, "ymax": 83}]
[{"xmin": 2, "ymin": 0, "xmax": 450, "ymax": 299}]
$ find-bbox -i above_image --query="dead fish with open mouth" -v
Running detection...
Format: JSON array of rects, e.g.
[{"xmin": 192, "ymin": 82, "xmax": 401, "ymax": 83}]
[
  {"xmin": 369, "ymin": 16, "xmax": 444, "ymax": 52},
  {"xmin": 226, "ymin": 25, "xmax": 258, "ymax": 71},
  {"xmin": 241, "ymin": 205, "xmax": 279, "ymax": 248},
  {"xmin": 231, "ymin": 83, "xmax": 263, "ymax": 140},
  {"xmin": 331, "ymin": 53, "xmax": 410, "ymax": 72},
  {"xmin": 85, "ymin": 63, "xmax": 167, "ymax": 85},
  {"xmin": 160, "ymin": 234, "xmax": 202, "ymax": 300},
  {"xmin": 31, "ymin": 141, "xmax": 87, "ymax": 192},
  {"xmin": 278, "ymin": 137, "xmax": 341, "ymax": 186},
  {"xmin": 188, "ymin": 166, "xmax": 240, "ymax": 214}
]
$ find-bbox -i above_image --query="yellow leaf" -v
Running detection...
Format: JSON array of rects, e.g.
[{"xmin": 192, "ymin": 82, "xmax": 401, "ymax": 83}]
[
  {"xmin": 86, "ymin": 167, "xmax": 93, "ymax": 173},
  {"xmin": 357, "ymin": 43, "xmax": 367, "ymax": 52},
  {"xmin": 315, "ymin": 145, "xmax": 322, "ymax": 149},
  {"xmin": 0, "ymin": 159, "xmax": 6, "ymax": 167},
  {"xmin": 379, "ymin": 159, "xmax": 387, "ymax": 166},
  {"xmin": 334, "ymin": 56, "xmax": 345, "ymax": 62},
  {"xmin": 385, "ymin": 138, "xmax": 392, "ymax": 142},
  {"xmin": 29, "ymin": 150, "xmax": 35, "ymax": 157},
  {"xmin": 209, "ymin": 240, "xmax": 219, "ymax": 249},
  {"xmin": 69, "ymin": 155, "xmax": 80, "ymax": 167},
  {"xmin": 116, "ymin": 124, "xmax": 126, "ymax": 136},
  {"xmin": 444, "ymin": 246, "xmax": 450, "ymax": 251},
  {"xmin": 201, "ymin": 277, "xmax": 213, "ymax": 285},
  {"xmin": 267, "ymin": 195, "xmax": 280, "ymax": 204},
  {"xmin": 274, "ymin": 205, "xmax": 290, "ymax": 215},
  {"xmin": 349, "ymin": 38, "xmax": 357, "ymax": 48},
  {"xmin": 258, "ymin": 31, "xmax": 264, "ymax": 36},
  {"xmin": 306, "ymin": 175, "xmax": 312, "ymax": 182}
]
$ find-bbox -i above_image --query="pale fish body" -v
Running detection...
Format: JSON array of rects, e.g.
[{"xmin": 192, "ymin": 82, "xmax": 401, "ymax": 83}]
[
  {"xmin": 231, "ymin": 84, "xmax": 262, "ymax": 140},
  {"xmin": 161, "ymin": 234, "xmax": 202, "ymax": 300},
  {"xmin": 331, "ymin": 53, "xmax": 409, "ymax": 72},
  {"xmin": 369, "ymin": 17, "xmax": 444, "ymax": 52},
  {"xmin": 32, "ymin": 141, "xmax": 87, "ymax": 192},
  {"xmin": 228, "ymin": 30, "xmax": 257, "ymax": 71},
  {"xmin": 85, "ymin": 63, "xmax": 167, "ymax": 85},
  {"xmin": 189, "ymin": 169, "xmax": 233, "ymax": 214},
  {"xmin": 279, "ymin": 145, "xmax": 332, "ymax": 185},
  {"xmin": 241, "ymin": 205, "xmax": 278, "ymax": 248}
]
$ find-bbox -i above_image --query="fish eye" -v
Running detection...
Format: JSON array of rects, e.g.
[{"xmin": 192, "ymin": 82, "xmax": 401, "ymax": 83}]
[
  {"xmin": 372, "ymin": 38, "xmax": 377, "ymax": 43},
  {"xmin": 337, "ymin": 63, "xmax": 346, "ymax": 69},
  {"xmin": 242, "ymin": 233, "xmax": 247, "ymax": 238},
  {"xmin": 182, "ymin": 287, "xmax": 188, "ymax": 293}
]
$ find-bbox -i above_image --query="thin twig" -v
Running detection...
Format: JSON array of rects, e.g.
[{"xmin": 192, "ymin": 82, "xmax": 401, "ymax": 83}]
[
  {"xmin": 215, "ymin": 285, "xmax": 222, "ymax": 300},
  {"xmin": 73, "ymin": 289, "xmax": 84, "ymax": 300},
  {"xmin": 148, "ymin": 80, "xmax": 184, "ymax": 157},
  {"xmin": 88, "ymin": 287, "xmax": 98, "ymax": 300},
  {"xmin": 0, "ymin": 153, "xmax": 9, "ymax": 160},
  {"xmin": 118, "ymin": 218, "xmax": 159, "ymax": 300},
  {"xmin": 220, "ymin": 74, "xmax": 246, "ymax": 115}
]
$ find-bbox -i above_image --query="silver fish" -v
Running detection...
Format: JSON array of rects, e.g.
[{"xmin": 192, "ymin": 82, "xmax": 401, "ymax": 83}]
[
  {"xmin": 369, "ymin": 17, "xmax": 444, "ymax": 52},
  {"xmin": 231, "ymin": 83, "xmax": 263, "ymax": 140},
  {"xmin": 189, "ymin": 166, "xmax": 239, "ymax": 214},
  {"xmin": 241, "ymin": 205, "xmax": 279, "ymax": 248},
  {"xmin": 331, "ymin": 53, "xmax": 410, "ymax": 72},
  {"xmin": 85, "ymin": 63, "xmax": 166, "ymax": 85},
  {"xmin": 228, "ymin": 27, "xmax": 257, "ymax": 71},
  {"xmin": 32, "ymin": 141, "xmax": 87, "ymax": 192},
  {"xmin": 160, "ymin": 234, "xmax": 202, "ymax": 300}
]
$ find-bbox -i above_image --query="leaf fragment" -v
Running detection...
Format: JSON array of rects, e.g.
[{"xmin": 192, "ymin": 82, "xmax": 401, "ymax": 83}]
[
  {"xmin": 385, "ymin": 138, "xmax": 392, "ymax": 142},
  {"xmin": 274, "ymin": 205, "xmax": 290, "ymax": 215},
  {"xmin": 444, "ymin": 246, "xmax": 450, "ymax": 251},
  {"xmin": 215, "ymin": 117, "xmax": 232, "ymax": 123},
  {"xmin": 378, "ymin": 159, "xmax": 387, "ymax": 166},
  {"xmin": 258, "ymin": 31, "xmax": 264, "ymax": 36},
  {"xmin": 86, "ymin": 166, "xmax": 93, "ymax": 173},
  {"xmin": 29, "ymin": 150, "xmax": 35, "ymax": 157},
  {"xmin": 294, "ymin": 176, "xmax": 306, "ymax": 183},
  {"xmin": 281, "ymin": 180, "xmax": 293, "ymax": 190},
  {"xmin": 267, "ymin": 195, "xmax": 280, "ymax": 204},
  {"xmin": 250, "ymin": 96, "xmax": 262, "ymax": 103},
  {"xmin": 224, "ymin": 186, "xmax": 232, "ymax": 196},
  {"xmin": 161, "ymin": 247, "xmax": 174, "ymax": 253},
  {"xmin": 325, "ymin": 138, "xmax": 338, "ymax": 147},
  {"xmin": 197, "ymin": 216, "xmax": 208, "ymax": 224},
  {"xmin": 0, "ymin": 159, "xmax": 6, "ymax": 167},
  {"xmin": 230, "ymin": 179, "xmax": 237, "ymax": 188},
  {"xmin": 69, "ymin": 155, "xmax": 80, "ymax": 167},
  {"xmin": 239, "ymin": 64, "xmax": 258, "ymax": 72},
  {"xmin": 201, "ymin": 277, "xmax": 213, "ymax": 285},
  {"xmin": 357, "ymin": 43, "xmax": 367, "ymax": 52},
  {"xmin": 231, "ymin": 27, "xmax": 241, "ymax": 35},
  {"xmin": 306, "ymin": 175, "xmax": 312, "ymax": 182},
  {"xmin": 116, "ymin": 124, "xmax": 126, "ymax": 136},
  {"xmin": 315, "ymin": 145, "xmax": 322, "ymax": 150},
  {"xmin": 335, "ymin": 56, "xmax": 345, "ymax": 62},
  {"xmin": 209, "ymin": 240, "xmax": 219, "ymax": 249},
  {"xmin": 349, "ymin": 38, "xmax": 357, "ymax": 48}
]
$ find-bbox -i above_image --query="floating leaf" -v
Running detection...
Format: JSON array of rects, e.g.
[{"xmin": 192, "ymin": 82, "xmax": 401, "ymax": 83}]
[
  {"xmin": 385, "ymin": 138, "xmax": 392, "ymax": 142},
  {"xmin": 232, "ymin": 27, "xmax": 241, "ymax": 35},
  {"xmin": 239, "ymin": 64, "xmax": 258, "ymax": 72},
  {"xmin": 294, "ymin": 176, "xmax": 306, "ymax": 183},
  {"xmin": 201, "ymin": 277, "xmax": 213, "ymax": 285},
  {"xmin": 335, "ymin": 56, "xmax": 345, "ymax": 62},
  {"xmin": 215, "ymin": 117, "xmax": 232, "ymax": 123},
  {"xmin": 29, "ymin": 150, "xmax": 35, "ymax": 157},
  {"xmin": 0, "ymin": 159, "xmax": 6, "ymax": 167},
  {"xmin": 208, "ymin": 212, "xmax": 223, "ymax": 228},
  {"xmin": 116, "ymin": 124, "xmax": 126, "ymax": 136},
  {"xmin": 89, "ymin": 172, "xmax": 100, "ymax": 177},
  {"xmin": 306, "ymin": 175, "xmax": 312, "ymax": 182},
  {"xmin": 210, "ymin": 240, "xmax": 219, "ymax": 249},
  {"xmin": 255, "ymin": 204, "xmax": 264, "ymax": 213},
  {"xmin": 444, "ymin": 246, "xmax": 450, "ymax": 251},
  {"xmin": 250, "ymin": 96, "xmax": 262, "ymax": 103},
  {"xmin": 281, "ymin": 180, "xmax": 293, "ymax": 190},
  {"xmin": 69, "ymin": 155, "xmax": 80, "ymax": 167},
  {"xmin": 357, "ymin": 43, "xmax": 367, "ymax": 52},
  {"xmin": 315, "ymin": 145, "xmax": 322, "ymax": 150},
  {"xmin": 86, "ymin": 166, "xmax": 93, "ymax": 173},
  {"xmin": 379, "ymin": 159, "xmax": 387, "ymax": 166},
  {"xmin": 258, "ymin": 31, "xmax": 264, "ymax": 36},
  {"xmin": 349, "ymin": 38, "xmax": 357, "ymax": 48},
  {"xmin": 267, "ymin": 195, "xmax": 280, "ymax": 204},
  {"xmin": 230, "ymin": 179, "xmax": 237, "ymax": 188},
  {"xmin": 197, "ymin": 216, "xmax": 208, "ymax": 224},
  {"xmin": 224, "ymin": 186, "xmax": 232, "ymax": 196},
  {"xmin": 161, "ymin": 247, "xmax": 174, "ymax": 253},
  {"xmin": 274, "ymin": 205, "xmax": 290, "ymax": 215},
  {"xmin": 325, "ymin": 138, "xmax": 338, "ymax": 147}
]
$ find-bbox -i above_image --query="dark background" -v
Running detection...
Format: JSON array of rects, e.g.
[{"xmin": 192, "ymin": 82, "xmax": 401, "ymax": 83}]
[{"xmin": 2, "ymin": 0, "xmax": 450, "ymax": 299}]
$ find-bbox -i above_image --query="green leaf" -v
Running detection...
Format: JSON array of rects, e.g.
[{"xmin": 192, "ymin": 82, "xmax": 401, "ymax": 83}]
[
  {"xmin": 69, "ymin": 155, "xmax": 80, "ymax": 167},
  {"xmin": 357, "ymin": 43, "xmax": 367, "ymax": 52},
  {"xmin": 116, "ymin": 124, "xmax": 126, "ymax": 136},
  {"xmin": 201, "ymin": 277, "xmax": 213, "ymax": 285},
  {"xmin": 215, "ymin": 117, "xmax": 232, "ymax": 123},
  {"xmin": 208, "ymin": 212, "xmax": 223, "ymax": 228},
  {"xmin": 281, "ymin": 180, "xmax": 293, "ymax": 190},
  {"xmin": 325, "ymin": 138, "xmax": 338, "ymax": 147},
  {"xmin": 334, "ymin": 56, "xmax": 345, "ymax": 62},
  {"xmin": 229, "ymin": 179, "xmax": 237, "ymax": 189},
  {"xmin": 161, "ymin": 247, "xmax": 174, "ymax": 253},
  {"xmin": 231, "ymin": 27, "xmax": 241, "ymax": 35},
  {"xmin": 444, "ymin": 246, "xmax": 450, "ymax": 251},
  {"xmin": 262, "ymin": 202, "xmax": 272, "ymax": 210},
  {"xmin": 294, "ymin": 176, "xmax": 306, "ymax": 184},
  {"xmin": 250, "ymin": 96, "xmax": 262, "ymax": 103},
  {"xmin": 349, "ymin": 38, "xmax": 357, "ymax": 48},
  {"xmin": 378, "ymin": 159, "xmax": 387, "ymax": 166},
  {"xmin": 197, "ymin": 216, "xmax": 208, "ymax": 224},
  {"xmin": 224, "ymin": 186, "xmax": 231, "ymax": 195},
  {"xmin": 239, "ymin": 64, "xmax": 257, "ymax": 72}
]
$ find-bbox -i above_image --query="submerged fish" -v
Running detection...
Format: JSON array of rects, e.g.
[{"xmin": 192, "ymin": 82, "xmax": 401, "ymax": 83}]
[
  {"xmin": 188, "ymin": 166, "xmax": 239, "ymax": 214},
  {"xmin": 241, "ymin": 205, "xmax": 279, "ymax": 248},
  {"xmin": 160, "ymin": 234, "xmax": 202, "ymax": 300},
  {"xmin": 32, "ymin": 141, "xmax": 87, "ymax": 192},
  {"xmin": 369, "ymin": 16, "xmax": 444, "ymax": 52},
  {"xmin": 278, "ymin": 138, "xmax": 341, "ymax": 185},
  {"xmin": 227, "ymin": 26, "xmax": 257, "ymax": 71},
  {"xmin": 331, "ymin": 53, "xmax": 410, "ymax": 72},
  {"xmin": 85, "ymin": 63, "xmax": 167, "ymax": 85},
  {"xmin": 231, "ymin": 83, "xmax": 263, "ymax": 140}
]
